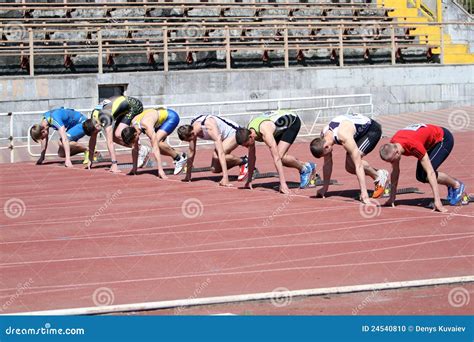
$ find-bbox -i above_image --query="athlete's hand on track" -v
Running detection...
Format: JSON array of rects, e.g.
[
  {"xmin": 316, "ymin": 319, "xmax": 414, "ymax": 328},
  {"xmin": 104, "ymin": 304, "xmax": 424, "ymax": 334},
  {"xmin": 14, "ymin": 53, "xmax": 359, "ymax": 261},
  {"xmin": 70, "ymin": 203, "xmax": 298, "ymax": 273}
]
[
  {"xmin": 127, "ymin": 168, "xmax": 138, "ymax": 175},
  {"xmin": 65, "ymin": 160, "xmax": 73, "ymax": 168},
  {"xmin": 279, "ymin": 184, "xmax": 290, "ymax": 195},
  {"xmin": 244, "ymin": 181, "xmax": 253, "ymax": 190},
  {"xmin": 158, "ymin": 170, "xmax": 168, "ymax": 180},
  {"xmin": 433, "ymin": 200, "xmax": 448, "ymax": 213},
  {"xmin": 110, "ymin": 164, "xmax": 121, "ymax": 174},
  {"xmin": 360, "ymin": 196, "xmax": 372, "ymax": 205},
  {"xmin": 383, "ymin": 197, "xmax": 396, "ymax": 207},
  {"xmin": 182, "ymin": 176, "xmax": 192, "ymax": 182},
  {"xmin": 85, "ymin": 161, "xmax": 92, "ymax": 170},
  {"xmin": 316, "ymin": 189, "xmax": 326, "ymax": 198},
  {"xmin": 219, "ymin": 179, "xmax": 233, "ymax": 187}
]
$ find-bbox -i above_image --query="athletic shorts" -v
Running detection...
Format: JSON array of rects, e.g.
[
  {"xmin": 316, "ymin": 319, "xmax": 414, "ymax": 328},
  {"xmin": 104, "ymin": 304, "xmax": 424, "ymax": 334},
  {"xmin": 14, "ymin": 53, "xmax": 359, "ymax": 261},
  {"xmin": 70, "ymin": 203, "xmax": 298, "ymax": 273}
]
[
  {"xmin": 275, "ymin": 116, "xmax": 301, "ymax": 145},
  {"xmin": 416, "ymin": 127, "xmax": 453, "ymax": 183},
  {"xmin": 157, "ymin": 109, "xmax": 180, "ymax": 135},
  {"xmin": 355, "ymin": 120, "xmax": 382, "ymax": 155},
  {"xmin": 65, "ymin": 115, "xmax": 86, "ymax": 142}
]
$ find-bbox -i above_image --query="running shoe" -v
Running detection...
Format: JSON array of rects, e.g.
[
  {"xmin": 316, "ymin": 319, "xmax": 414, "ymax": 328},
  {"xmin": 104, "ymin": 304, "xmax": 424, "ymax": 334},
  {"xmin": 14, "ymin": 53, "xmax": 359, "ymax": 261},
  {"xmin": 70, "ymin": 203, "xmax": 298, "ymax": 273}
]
[
  {"xmin": 173, "ymin": 152, "xmax": 188, "ymax": 175},
  {"xmin": 82, "ymin": 150, "xmax": 90, "ymax": 165},
  {"xmin": 447, "ymin": 186, "xmax": 454, "ymax": 202},
  {"xmin": 450, "ymin": 181, "xmax": 465, "ymax": 206},
  {"xmin": 238, "ymin": 156, "xmax": 249, "ymax": 182},
  {"xmin": 137, "ymin": 145, "xmax": 151, "ymax": 168},
  {"xmin": 373, "ymin": 169, "xmax": 389, "ymax": 199},
  {"xmin": 300, "ymin": 162, "xmax": 316, "ymax": 189}
]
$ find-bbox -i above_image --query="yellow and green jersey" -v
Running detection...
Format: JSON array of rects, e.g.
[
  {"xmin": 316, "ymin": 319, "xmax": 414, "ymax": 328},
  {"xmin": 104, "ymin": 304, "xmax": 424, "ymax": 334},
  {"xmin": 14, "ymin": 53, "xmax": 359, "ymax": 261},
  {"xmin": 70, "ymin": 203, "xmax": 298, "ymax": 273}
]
[{"xmin": 247, "ymin": 110, "xmax": 298, "ymax": 142}]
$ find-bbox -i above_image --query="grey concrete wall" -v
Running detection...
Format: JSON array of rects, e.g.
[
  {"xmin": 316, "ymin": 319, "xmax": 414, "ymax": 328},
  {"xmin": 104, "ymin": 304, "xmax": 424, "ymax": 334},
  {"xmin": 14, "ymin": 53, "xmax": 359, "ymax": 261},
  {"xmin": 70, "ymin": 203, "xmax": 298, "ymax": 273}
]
[
  {"xmin": 0, "ymin": 64, "xmax": 473, "ymax": 163},
  {"xmin": 1, "ymin": 64, "xmax": 473, "ymax": 116}
]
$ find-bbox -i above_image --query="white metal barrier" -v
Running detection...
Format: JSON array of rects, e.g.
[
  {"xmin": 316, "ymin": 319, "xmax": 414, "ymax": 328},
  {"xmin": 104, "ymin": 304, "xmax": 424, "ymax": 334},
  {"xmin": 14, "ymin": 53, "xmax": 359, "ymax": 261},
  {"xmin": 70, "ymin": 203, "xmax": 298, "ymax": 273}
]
[{"xmin": 0, "ymin": 94, "xmax": 373, "ymax": 163}]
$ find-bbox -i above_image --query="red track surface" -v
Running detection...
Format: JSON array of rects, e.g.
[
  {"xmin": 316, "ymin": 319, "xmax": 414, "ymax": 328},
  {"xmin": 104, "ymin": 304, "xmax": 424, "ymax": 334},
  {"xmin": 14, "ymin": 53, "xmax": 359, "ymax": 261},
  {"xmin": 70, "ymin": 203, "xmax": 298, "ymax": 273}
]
[{"xmin": 1, "ymin": 133, "xmax": 473, "ymax": 314}]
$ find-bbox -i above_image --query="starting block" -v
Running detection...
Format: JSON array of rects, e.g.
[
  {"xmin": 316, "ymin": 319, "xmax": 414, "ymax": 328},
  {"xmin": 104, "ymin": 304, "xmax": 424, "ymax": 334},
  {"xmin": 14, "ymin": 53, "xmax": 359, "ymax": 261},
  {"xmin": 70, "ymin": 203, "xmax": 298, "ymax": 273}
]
[
  {"xmin": 276, "ymin": 179, "xmax": 340, "ymax": 190},
  {"xmin": 366, "ymin": 187, "xmax": 424, "ymax": 198},
  {"xmin": 117, "ymin": 159, "xmax": 160, "ymax": 170}
]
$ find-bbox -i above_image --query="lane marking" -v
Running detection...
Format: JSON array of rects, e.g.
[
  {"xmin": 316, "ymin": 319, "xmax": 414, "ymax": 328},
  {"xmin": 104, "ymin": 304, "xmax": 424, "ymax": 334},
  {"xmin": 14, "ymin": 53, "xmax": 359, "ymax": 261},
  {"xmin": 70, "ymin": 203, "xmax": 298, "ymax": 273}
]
[{"xmin": 8, "ymin": 275, "xmax": 474, "ymax": 316}]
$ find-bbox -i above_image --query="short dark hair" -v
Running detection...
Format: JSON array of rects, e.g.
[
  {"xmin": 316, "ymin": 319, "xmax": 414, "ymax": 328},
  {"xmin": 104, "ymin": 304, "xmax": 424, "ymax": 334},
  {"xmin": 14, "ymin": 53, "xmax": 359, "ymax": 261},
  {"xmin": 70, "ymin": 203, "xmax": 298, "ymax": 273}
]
[
  {"xmin": 177, "ymin": 125, "xmax": 193, "ymax": 141},
  {"xmin": 121, "ymin": 126, "xmax": 138, "ymax": 146},
  {"xmin": 82, "ymin": 119, "xmax": 97, "ymax": 136},
  {"xmin": 235, "ymin": 128, "xmax": 251, "ymax": 146},
  {"xmin": 379, "ymin": 143, "xmax": 396, "ymax": 162},
  {"xmin": 30, "ymin": 124, "xmax": 42, "ymax": 143},
  {"xmin": 309, "ymin": 137, "xmax": 325, "ymax": 158}
]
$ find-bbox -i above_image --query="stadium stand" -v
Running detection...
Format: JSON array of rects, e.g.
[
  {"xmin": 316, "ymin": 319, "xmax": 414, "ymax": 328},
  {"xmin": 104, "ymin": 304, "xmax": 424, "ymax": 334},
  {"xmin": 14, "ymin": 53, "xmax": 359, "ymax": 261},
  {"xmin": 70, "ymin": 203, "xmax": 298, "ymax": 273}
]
[{"xmin": 0, "ymin": 1, "xmax": 472, "ymax": 75}]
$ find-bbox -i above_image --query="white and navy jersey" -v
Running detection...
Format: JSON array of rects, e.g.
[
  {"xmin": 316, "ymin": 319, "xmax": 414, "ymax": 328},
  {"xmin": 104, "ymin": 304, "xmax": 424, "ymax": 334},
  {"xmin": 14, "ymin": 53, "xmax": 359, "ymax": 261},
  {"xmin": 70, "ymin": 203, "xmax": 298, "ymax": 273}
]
[
  {"xmin": 191, "ymin": 115, "xmax": 240, "ymax": 141},
  {"xmin": 323, "ymin": 114, "xmax": 372, "ymax": 145}
]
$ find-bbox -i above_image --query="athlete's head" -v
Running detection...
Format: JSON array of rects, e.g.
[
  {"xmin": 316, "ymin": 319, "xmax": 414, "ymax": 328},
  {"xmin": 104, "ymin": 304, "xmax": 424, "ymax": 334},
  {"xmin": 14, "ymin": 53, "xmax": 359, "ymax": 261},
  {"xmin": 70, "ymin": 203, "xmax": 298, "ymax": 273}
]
[
  {"xmin": 82, "ymin": 119, "xmax": 101, "ymax": 136},
  {"xmin": 235, "ymin": 128, "xmax": 254, "ymax": 147},
  {"xmin": 177, "ymin": 125, "xmax": 194, "ymax": 142},
  {"xmin": 30, "ymin": 121, "xmax": 48, "ymax": 143},
  {"xmin": 121, "ymin": 126, "xmax": 139, "ymax": 146},
  {"xmin": 310, "ymin": 136, "xmax": 333, "ymax": 158},
  {"xmin": 379, "ymin": 143, "xmax": 401, "ymax": 163}
]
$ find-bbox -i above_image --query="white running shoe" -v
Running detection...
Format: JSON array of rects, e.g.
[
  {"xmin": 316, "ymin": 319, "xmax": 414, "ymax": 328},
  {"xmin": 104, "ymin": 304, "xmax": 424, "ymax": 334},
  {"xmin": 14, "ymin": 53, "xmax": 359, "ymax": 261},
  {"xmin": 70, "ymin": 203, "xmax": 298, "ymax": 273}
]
[
  {"xmin": 137, "ymin": 145, "xmax": 151, "ymax": 168},
  {"xmin": 373, "ymin": 169, "xmax": 389, "ymax": 199},
  {"xmin": 173, "ymin": 153, "xmax": 187, "ymax": 175}
]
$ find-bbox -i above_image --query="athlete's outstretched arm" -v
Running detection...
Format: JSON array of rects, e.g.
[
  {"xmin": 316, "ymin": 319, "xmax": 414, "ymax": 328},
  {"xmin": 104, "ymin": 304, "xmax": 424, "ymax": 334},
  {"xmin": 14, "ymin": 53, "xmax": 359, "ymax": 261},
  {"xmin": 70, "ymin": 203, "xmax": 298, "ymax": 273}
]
[
  {"xmin": 206, "ymin": 118, "xmax": 231, "ymax": 187},
  {"xmin": 343, "ymin": 137, "xmax": 370, "ymax": 203},
  {"xmin": 58, "ymin": 126, "xmax": 73, "ymax": 168},
  {"xmin": 420, "ymin": 154, "xmax": 447, "ymax": 212},
  {"xmin": 85, "ymin": 131, "xmax": 98, "ymax": 169},
  {"xmin": 37, "ymin": 132, "xmax": 49, "ymax": 165},
  {"xmin": 384, "ymin": 159, "xmax": 400, "ymax": 207},
  {"xmin": 152, "ymin": 129, "xmax": 169, "ymax": 180},
  {"xmin": 129, "ymin": 139, "xmax": 139, "ymax": 175},
  {"xmin": 318, "ymin": 153, "xmax": 333, "ymax": 198},
  {"xmin": 184, "ymin": 138, "xmax": 197, "ymax": 182},
  {"xmin": 245, "ymin": 143, "xmax": 256, "ymax": 189},
  {"xmin": 105, "ymin": 126, "xmax": 120, "ymax": 173},
  {"xmin": 261, "ymin": 126, "xmax": 289, "ymax": 194}
]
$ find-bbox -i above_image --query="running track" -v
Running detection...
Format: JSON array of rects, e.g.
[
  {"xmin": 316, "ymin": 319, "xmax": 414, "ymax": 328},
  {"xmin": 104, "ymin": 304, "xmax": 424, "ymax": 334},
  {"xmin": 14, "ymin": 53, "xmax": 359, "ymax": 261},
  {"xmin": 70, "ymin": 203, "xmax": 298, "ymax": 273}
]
[{"xmin": 1, "ymin": 123, "xmax": 473, "ymax": 315}]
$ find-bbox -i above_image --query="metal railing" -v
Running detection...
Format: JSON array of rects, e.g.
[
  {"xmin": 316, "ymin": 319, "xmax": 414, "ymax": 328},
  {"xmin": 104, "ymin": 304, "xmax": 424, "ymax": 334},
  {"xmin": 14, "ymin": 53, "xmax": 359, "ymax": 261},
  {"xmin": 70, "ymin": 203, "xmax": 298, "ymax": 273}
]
[
  {"xmin": 0, "ymin": 93, "xmax": 374, "ymax": 163},
  {"xmin": 455, "ymin": 0, "xmax": 474, "ymax": 14},
  {"xmin": 1, "ymin": 21, "xmax": 471, "ymax": 76}
]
